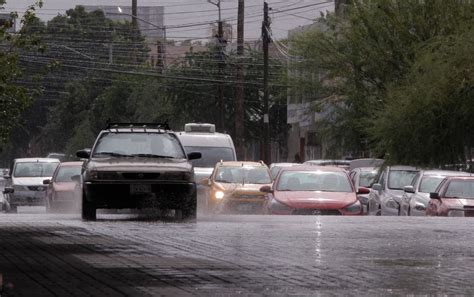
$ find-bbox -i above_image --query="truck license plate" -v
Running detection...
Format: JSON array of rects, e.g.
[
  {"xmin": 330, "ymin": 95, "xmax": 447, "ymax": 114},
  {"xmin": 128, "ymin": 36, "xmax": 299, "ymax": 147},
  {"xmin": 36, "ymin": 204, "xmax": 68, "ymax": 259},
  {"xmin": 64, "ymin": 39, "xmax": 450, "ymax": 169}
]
[{"xmin": 130, "ymin": 184, "xmax": 151, "ymax": 194}]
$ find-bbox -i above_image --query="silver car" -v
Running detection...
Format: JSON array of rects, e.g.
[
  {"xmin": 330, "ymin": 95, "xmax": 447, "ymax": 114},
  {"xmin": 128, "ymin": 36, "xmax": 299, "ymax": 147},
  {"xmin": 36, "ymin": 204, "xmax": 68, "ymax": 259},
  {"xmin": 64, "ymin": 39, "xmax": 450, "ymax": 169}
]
[
  {"xmin": 368, "ymin": 166, "xmax": 419, "ymax": 216},
  {"xmin": 349, "ymin": 167, "xmax": 378, "ymax": 214},
  {"xmin": 3, "ymin": 158, "xmax": 60, "ymax": 213},
  {"xmin": 399, "ymin": 170, "xmax": 470, "ymax": 216}
]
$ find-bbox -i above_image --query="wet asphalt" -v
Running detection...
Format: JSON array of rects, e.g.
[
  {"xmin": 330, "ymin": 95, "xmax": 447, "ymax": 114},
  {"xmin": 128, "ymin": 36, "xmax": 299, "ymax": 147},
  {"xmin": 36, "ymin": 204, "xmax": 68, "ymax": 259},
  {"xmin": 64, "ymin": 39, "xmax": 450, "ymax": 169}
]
[{"xmin": 0, "ymin": 208, "xmax": 473, "ymax": 296}]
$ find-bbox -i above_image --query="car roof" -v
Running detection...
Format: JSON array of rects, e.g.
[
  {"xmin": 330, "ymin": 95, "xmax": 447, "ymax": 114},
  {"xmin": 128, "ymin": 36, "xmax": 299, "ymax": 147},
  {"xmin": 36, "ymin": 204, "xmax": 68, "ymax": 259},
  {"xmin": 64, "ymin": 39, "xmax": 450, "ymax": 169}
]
[
  {"xmin": 58, "ymin": 161, "xmax": 83, "ymax": 167},
  {"xmin": 218, "ymin": 161, "xmax": 267, "ymax": 167},
  {"xmin": 14, "ymin": 158, "xmax": 60, "ymax": 163},
  {"xmin": 270, "ymin": 163, "xmax": 300, "ymax": 168},
  {"xmin": 280, "ymin": 165, "xmax": 347, "ymax": 173},
  {"xmin": 176, "ymin": 132, "xmax": 233, "ymax": 147},
  {"xmin": 444, "ymin": 176, "xmax": 474, "ymax": 180},
  {"xmin": 388, "ymin": 165, "xmax": 418, "ymax": 171},
  {"xmin": 421, "ymin": 170, "xmax": 471, "ymax": 177},
  {"xmin": 101, "ymin": 128, "xmax": 172, "ymax": 133}
]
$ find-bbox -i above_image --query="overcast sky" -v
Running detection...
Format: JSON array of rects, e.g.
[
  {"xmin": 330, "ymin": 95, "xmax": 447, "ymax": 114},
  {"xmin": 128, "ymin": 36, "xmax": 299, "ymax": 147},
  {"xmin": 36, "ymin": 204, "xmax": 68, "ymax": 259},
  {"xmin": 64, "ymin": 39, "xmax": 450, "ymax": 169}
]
[{"xmin": 4, "ymin": 0, "xmax": 334, "ymax": 40}]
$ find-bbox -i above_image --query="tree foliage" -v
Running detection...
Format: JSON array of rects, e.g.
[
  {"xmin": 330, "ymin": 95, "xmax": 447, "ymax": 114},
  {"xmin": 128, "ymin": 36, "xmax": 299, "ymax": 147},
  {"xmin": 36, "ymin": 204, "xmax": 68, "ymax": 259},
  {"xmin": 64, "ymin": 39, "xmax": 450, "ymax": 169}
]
[
  {"xmin": 290, "ymin": 0, "xmax": 474, "ymax": 164},
  {"xmin": 0, "ymin": 1, "xmax": 43, "ymax": 145}
]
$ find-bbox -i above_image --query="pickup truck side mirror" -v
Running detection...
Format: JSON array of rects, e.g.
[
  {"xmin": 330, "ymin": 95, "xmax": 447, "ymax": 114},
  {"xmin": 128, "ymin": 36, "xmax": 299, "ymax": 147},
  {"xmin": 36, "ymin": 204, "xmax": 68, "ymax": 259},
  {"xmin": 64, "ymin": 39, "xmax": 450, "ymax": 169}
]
[
  {"xmin": 43, "ymin": 179, "xmax": 51, "ymax": 185},
  {"xmin": 187, "ymin": 152, "xmax": 202, "ymax": 160},
  {"xmin": 76, "ymin": 148, "xmax": 91, "ymax": 159}
]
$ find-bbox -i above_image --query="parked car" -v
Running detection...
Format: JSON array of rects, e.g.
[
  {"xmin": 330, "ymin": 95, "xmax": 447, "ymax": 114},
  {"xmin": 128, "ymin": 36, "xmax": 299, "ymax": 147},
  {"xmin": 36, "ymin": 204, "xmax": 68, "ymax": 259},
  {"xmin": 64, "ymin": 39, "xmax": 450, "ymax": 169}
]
[
  {"xmin": 3, "ymin": 158, "xmax": 60, "ymax": 213},
  {"xmin": 399, "ymin": 170, "xmax": 470, "ymax": 216},
  {"xmin": 46, "ymin": 153, "xmax": 67, "ymax": 162},
  {"xmin": 44, "ymin": 161, "xmax": 83, "ymax": 212},
  {"xmin": 349, "ymin": 167, "xmax": 378, "ymax": 214},
  {"xmin": 368, "ymin": 166, "xmax": 419, "ymax": 216},
  {"xmin": 304, "ymin": 160, "xmax": 351, "ymax": 171},
  {"xmin": 349, "ymin": 158, "xmax": 383, "ymax": 171},
  {"xmin": 261, "ymin": 166, "xmax": 369, "ymax": 215},
  {"xmin": 426, "ymin": 176, "xmax": 474, "ymax": 217},
  {"xmin": 269, "ymin": 163, "xmax": 300, "ymax": 180},
  {"xmin": 204, "ymin": 161, "xmax": 272, "ymax": 213},
  {"xmin": 76, "ymin": 122, "xmax": 201, "ymax": 221}
]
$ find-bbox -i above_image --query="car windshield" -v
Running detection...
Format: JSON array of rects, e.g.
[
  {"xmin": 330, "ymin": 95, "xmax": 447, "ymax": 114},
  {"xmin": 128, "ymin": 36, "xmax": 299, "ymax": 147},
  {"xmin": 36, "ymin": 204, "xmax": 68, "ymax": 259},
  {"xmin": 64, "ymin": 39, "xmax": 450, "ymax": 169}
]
[
  {"xmin": 359, "ymin": 170, "xmax": 378, "ymax": 188},
  {"xmin": 55, "ymin": 166, "xmax": 82, "ymax": 182},
  {"xmin": 93, "ymin": 132, "xmax": 185, "ymax": 159},
  {"xmin": 214, "ymin": 166, "xmax": 272, "ymax": 184},
  {"xmin": 14, "ymin": 162, "xmax": 59, "ymax": 178},
  {"xmin": 419, "ymin": 176, "xmax": 446, "ymax": 193},
  {"xmin": 277, "ymin": 171, "xmax": 353, "ymax": 192},
  {"xmin": 184, "ymin": 146, "xmax": 234, "ymax": 167},
  {"xmin": 444, "ymin": 180, "xmax": 474, "ymax": 198},
  {"xmin": 388, "ymin": 170, "xmax": 418, "ymax": 190}
]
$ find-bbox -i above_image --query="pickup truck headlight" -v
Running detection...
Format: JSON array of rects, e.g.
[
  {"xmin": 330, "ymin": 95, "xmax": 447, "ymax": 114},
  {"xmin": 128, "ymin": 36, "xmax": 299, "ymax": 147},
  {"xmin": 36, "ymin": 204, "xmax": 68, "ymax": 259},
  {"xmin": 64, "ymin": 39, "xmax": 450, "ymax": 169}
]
[
  {"xmin": 344, "ymin": 200, "xmax": 362, "ymax": 213},
  {"xmin": 385, "ymin": 198, "xmax": 399, "ymax": 209},
  {"xmin": 448, "ymin": 209, "xmax": 464, "ymax": 217}
]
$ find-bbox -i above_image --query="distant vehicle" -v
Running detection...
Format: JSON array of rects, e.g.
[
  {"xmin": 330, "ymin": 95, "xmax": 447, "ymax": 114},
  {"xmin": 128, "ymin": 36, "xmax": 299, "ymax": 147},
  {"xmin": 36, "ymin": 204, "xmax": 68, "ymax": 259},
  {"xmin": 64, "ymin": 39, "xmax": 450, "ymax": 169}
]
[
  {"xmin": 177, "ymin": 123, "xmax": 237, "ymax": 210},
  {"xmin": 3, "ymin": 158, "xmax": 60, "ymax": 213},
  {"xmin": 204, "ymin": 161, "xmax": 272, "ymax": 214},
  {"xmin": 349, "ymin": 167, "xmax": 378, "ymax": 214},
  {"xmin": 0, "ymin": 169, "xmax": 8, "ymax": 211},
  {"xmin": 43, "ymin": 161, "xmax": 83, "ymax": 212},
  {"xmin": 427, "ymin": 176, "xmax": 474, "ymax": 217},
  {"xmin": 399, "ymin": 170, "xmax": 471, "ymax": 216},
  {"xmin": 368, "ymin": 166, "xmax": 419, "ymax": 216},
  {"xmin": 304, "ymin": 159, "xmax": 351, "ymax": 171},
  {"xmin": 269, "ymin": 163, "xmax": 300, "ymax": 180},
  {"xmin": 76, "ymin": 122, "xmax": 201, "ymax": 221},
  {"xmin": 46, "ymin": 153, "xmax": 66, "ymax": 162},
  {"xmin": 261, "ymin": 166, "xmax": 369, "ymax": 215},
  {"xmin": 349, "ymin": 158, "xmax": 383, "ymax": 171}
]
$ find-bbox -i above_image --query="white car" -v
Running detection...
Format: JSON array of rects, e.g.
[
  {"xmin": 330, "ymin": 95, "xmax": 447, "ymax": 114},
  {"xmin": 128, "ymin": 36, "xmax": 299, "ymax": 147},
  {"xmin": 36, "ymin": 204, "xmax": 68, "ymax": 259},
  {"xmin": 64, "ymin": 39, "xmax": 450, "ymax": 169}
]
[{"xmin": 3, "ymin": 158, "xmax": 60, "ymax": 213}]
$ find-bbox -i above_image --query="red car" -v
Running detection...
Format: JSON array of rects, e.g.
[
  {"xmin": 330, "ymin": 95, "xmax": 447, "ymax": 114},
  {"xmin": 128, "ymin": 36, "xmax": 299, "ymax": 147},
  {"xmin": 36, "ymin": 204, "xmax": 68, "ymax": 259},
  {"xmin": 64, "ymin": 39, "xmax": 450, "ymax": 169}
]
[
  {"xmin": 43, "ymin": 161, "xmax": 83, "ymax": 212},
  {"xmin": 260, "ymin": 166, "xmax": 369, "ymax": 215},
  {"xmin": 427, "ymin": 176, "xmax": 474, "ymax": 217}
]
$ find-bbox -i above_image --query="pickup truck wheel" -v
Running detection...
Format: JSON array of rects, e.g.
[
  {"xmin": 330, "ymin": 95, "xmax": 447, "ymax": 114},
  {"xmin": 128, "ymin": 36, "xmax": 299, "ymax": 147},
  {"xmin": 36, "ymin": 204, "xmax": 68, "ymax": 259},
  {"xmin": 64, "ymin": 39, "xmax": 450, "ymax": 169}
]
[{"xmin": 82, "ymin": 192, "xmax": 96, "ymax": 220}]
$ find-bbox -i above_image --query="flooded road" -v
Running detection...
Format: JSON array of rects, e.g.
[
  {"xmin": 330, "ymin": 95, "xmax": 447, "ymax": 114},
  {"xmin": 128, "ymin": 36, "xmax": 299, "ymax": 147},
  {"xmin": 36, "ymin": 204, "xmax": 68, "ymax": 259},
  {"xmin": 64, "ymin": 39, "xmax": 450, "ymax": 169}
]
[{"xmin": 0, "ymin": 211, "xmax": 472, "ymax": 296}]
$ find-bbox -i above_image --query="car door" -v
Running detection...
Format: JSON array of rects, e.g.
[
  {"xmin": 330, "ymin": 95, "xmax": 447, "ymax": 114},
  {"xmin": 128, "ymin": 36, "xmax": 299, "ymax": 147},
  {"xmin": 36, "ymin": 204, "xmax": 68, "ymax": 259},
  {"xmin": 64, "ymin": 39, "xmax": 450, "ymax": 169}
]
[{"xmin": 368, "ymin": 168, "xmax": 386, "ymax": 215}]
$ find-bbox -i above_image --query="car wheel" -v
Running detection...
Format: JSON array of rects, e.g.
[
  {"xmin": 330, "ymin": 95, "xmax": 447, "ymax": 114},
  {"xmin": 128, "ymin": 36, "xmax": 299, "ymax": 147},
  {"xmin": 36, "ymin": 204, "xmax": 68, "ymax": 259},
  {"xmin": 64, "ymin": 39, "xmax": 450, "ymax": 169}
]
[
  {"xmin": 82, "ymin": 191, "xmax": 96, "ymax": 220},
  {"xmin": 376, "ymin": 206, "xmax": 381, "ymax": 216},
  {"xmin": 407, "ymin": 206, "xmax": 411, "ymax": 216},
  {"xmin": 7, "ymin": 205, "xmax": 17, "ymax": 213}
]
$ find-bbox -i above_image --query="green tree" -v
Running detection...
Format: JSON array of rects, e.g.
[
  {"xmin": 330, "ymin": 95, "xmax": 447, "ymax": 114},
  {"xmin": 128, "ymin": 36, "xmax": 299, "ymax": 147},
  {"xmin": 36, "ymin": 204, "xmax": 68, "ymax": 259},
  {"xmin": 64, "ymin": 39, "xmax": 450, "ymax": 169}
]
[
  {"xmin": 0, "ymin": 1, "xmax": 44, "ymax": 146},
  {"xmin": 290, "ymin": 0, "xmax": 474, "ymax": 157}
]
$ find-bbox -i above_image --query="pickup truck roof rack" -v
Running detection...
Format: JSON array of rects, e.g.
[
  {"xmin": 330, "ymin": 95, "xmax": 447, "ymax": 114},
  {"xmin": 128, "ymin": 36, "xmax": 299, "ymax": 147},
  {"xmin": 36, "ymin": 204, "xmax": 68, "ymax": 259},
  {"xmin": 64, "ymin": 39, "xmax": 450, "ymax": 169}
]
[{"xmin": 105, "ymin": 122, "xmax": 170, "ymax": 131}]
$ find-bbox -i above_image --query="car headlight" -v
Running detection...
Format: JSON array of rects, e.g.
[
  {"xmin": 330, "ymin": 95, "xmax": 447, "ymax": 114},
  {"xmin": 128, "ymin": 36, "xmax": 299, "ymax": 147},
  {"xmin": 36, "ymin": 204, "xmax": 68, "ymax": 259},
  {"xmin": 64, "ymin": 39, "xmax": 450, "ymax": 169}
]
[
  {"xmin": 85, "ymin": 171, "xmax": 98, "ymax": 181},
  {"xmin": 13, "ymin": 185, "xmax": 28, "ymax": 191},
  {"xmin": 385, "ymin": 198, "xmax": 399, "ymax": 209},
  {"xmin": 344, "ymin": 200, "xmax": 362, "ymax": 213},
  {"xmin": 269, "ymin": 199, "xmax": 293, "ymax": 211},
  {"xmin": 215, "ymin": 191, "xmax": 225, "ymax": 199},
  {"xmin": 448, "ymin": 209, "xmax": 465, "ymax": 217}
]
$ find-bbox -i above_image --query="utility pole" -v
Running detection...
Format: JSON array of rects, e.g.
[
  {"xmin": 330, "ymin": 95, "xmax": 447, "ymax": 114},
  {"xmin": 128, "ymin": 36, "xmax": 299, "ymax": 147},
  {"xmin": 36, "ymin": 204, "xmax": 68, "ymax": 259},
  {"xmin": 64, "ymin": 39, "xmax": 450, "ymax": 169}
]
[
  {"xmin": 235, "ymin": 0, "xmax": 245, "ymax": 160},
  {"xmin": 262, "ymin": 1, "xmax": 271, "ymax": 165},
  {"xmin": 132, "ymin": 0, "xmax": 138, "ymax": 64},
  {"xmin": 209, "ymin": 0, "xmax": 225, "ymax": 132}
]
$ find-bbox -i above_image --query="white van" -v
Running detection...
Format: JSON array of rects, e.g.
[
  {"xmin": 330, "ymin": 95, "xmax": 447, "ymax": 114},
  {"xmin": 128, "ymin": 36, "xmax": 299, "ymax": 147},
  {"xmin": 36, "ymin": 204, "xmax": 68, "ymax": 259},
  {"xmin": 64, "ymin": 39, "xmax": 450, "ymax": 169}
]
[
  {"xmin": 177, "ymin": 123, "xmax": 237, "ymax": 178},
  {"xmin": 177, "ymin": 123, "xmax": 237, "ymax": 209}
]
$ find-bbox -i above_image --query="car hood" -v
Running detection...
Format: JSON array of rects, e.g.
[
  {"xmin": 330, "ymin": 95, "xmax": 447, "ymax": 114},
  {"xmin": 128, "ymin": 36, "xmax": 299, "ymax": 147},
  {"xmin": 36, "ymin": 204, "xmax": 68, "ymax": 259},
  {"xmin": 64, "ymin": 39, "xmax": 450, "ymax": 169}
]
[
  {"xmin": 53, "ymin": 182, "xmax": 77, "ymax": 192},
  {"xmin": 214, "ymin": 182, "xmax": 270, "ymax": 196},
  {"xmin": 194, "ymin": 167, "xmax": 214, "ymax": 180},
  {"xmin": 88, "ymin": 157, "xmax": 192, "ymax": 172},
  {"xmin": 441, "ymin": 198, "xmax": 474, "ymax": 208},
  {"xmin": 13, "ymin": 177, "xmax": 51, "ymax": 186},
  {"xmin": 275, "ymin": 191, "xmax": 357, "ymax": 209}
]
